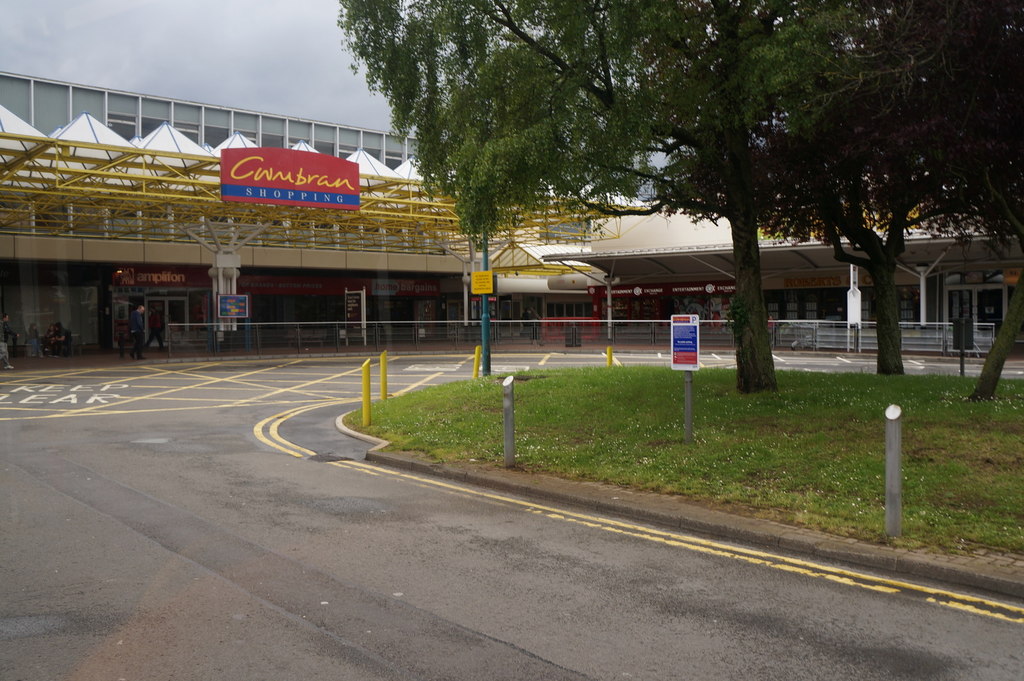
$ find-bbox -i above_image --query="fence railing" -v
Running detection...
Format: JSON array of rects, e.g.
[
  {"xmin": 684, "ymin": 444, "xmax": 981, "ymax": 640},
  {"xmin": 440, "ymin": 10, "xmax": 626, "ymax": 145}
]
[{"xmin": 164, "ymin": 319, "xmax": 996, "ymax": 358}]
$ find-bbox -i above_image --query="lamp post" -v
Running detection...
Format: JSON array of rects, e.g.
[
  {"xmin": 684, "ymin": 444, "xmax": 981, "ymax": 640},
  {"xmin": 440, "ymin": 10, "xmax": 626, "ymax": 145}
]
[{"xmin": 480, "ymin": 233, "xmax": 491, "ymax": 376}]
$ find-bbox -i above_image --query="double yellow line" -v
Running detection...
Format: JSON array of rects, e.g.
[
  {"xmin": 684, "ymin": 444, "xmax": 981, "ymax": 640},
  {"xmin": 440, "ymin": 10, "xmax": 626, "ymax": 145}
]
[
  {"xmin": 327, "ymin": 459, "xmax": 1024, "ymax": 625},
  {"xmin": 253, "ymin": 399, "xmax": 357, "ymax": 458}
]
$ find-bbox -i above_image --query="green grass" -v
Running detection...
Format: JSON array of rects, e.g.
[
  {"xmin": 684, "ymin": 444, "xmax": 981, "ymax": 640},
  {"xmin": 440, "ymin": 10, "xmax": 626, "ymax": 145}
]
[{"xmin": 348, "ymin": 367, "xmax": 1024, "ymax": 554}]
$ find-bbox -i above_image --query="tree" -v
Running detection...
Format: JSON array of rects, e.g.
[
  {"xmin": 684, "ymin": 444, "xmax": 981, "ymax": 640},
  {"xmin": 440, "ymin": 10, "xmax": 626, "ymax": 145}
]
[
  {"xmin": 927, "ymin": 1, "xmax": 1024, "ymax": 400},
  {"xmin": 338, "ymin": 0, "xmax": 845, "ymax": 393},
  {"xmin": 757, "ymin": 0, "xmax": 992, "ymax": 376},
  {"xmin": 835, "ymin": 0, "xmax": 1024, "ymax": 398}
]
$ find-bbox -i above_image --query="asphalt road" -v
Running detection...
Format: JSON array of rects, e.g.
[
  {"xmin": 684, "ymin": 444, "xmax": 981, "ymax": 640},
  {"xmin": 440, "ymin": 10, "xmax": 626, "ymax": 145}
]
[{"xmin": 1, "ymin": 354, "xmax": 1022, "ymax": 680}]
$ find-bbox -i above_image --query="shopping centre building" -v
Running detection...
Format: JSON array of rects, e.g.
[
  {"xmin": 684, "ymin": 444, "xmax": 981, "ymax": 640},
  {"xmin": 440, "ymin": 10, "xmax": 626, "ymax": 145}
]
[
  {"xmin": 2, "ymin": 71, "xmax": 1022, "ymax": 351},
  {"xmin": 0, "ymin": 72, "xmax": 595, "ymax": 349}
]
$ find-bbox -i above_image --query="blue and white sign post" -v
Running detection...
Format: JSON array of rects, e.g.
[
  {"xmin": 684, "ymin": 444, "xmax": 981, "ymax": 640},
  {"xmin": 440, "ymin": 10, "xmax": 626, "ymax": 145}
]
[{"xmin": 671, "ymin": 315, "xmax": 700, "ymax": 444}]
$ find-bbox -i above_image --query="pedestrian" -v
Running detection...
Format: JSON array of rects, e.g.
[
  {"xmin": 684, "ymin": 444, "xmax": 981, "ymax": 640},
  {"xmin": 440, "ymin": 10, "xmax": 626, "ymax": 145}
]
[
  {"xmin": 27, "ymin": 322, "xmax": 40, "ymax": 357},
  {"xmin": 1, "ymin": 313, "xmax": 17, "ymax": 369},
  {"xmin": 146, "ymin": 305, "xmax": 165, "ymax": 350},
  {"xmin": 129, "ymin": 304, "xmax": 146, "ymax": 360}
]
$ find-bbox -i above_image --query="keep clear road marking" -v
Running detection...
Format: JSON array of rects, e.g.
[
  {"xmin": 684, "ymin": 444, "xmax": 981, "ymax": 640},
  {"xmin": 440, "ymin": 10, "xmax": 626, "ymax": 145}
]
[{"xmin": 323, "ymin": 460, "xmax": 1024, "ymax": 625}]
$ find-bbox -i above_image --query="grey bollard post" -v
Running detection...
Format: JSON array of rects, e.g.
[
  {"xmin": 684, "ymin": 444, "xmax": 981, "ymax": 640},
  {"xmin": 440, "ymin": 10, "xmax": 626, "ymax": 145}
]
[
  {"xmin": 885, "ymin": 404, "xmax": 903, "ymax": 537},
  {"xmin": 503, "ymin": 375, "xmax": 515, "ymax": 468}
]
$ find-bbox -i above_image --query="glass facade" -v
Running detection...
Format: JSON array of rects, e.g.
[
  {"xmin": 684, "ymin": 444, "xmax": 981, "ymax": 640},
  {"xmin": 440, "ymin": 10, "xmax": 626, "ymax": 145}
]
[{"xmin": 0, "ymin": 72, "xmax": 414, "ymax": 165}]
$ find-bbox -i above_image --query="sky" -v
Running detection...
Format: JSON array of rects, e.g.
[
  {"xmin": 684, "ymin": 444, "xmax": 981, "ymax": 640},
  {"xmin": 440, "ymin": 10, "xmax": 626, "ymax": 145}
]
[{"xmin": 0, "ymin": 0, "xmax": 395, "ymax": 131}]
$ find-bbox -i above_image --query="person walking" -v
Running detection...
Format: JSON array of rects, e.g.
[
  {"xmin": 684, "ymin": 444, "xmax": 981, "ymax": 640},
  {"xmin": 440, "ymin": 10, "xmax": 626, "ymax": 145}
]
[
  {"xmin": 129, "ymin": 304, "xmax": 146, "ymax": 360},
  {"xmin": 1, "ymin": 313, "xmax": 17, "ymax": 369},
  {"xmin": 27, "ymin": 322, "xmax": 40, "ymax": 357},
  {"xmin": 145, "ymin": 305, "xmax": 165, "ymax": 351}
]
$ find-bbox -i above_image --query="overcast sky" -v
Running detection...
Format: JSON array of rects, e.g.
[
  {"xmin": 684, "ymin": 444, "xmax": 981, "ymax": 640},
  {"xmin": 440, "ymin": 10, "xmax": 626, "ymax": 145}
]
[{"xmin": 0, "ymin": 0, "xmax": 395, "ymax": 131}]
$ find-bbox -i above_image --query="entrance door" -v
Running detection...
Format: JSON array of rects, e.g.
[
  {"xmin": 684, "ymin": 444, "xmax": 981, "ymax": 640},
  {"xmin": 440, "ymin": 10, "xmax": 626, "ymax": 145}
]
[
  {"xmin": 947, "ymin": 287, "xmax": 1003, "ymax": 323},
  {"xmin": 146, "ymin": 296, "xmax": 188, "ymax": 344}
]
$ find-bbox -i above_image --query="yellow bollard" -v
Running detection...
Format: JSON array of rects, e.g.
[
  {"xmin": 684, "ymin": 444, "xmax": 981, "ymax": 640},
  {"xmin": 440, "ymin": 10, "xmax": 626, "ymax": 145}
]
[
  {"xmin": 380, "ymin": 350, "xmax": 388, "ymax": 400},
  {"xmin": 607, "ymin": 346, "xmax": 614, "ymax": 367},
  {"xmin": 473, "ymin": 345, "xmax": 482, "ymax": 378},
  {"xmin": 361, "ymin": 358, "xmax": 371, "ymax": 426}
]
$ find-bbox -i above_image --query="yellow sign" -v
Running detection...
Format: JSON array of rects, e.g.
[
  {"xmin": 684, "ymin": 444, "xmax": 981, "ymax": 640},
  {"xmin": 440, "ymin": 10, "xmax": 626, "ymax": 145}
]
[{"xmin": 471, "ymin": 270, "xmax": 494, "ymax": 294}]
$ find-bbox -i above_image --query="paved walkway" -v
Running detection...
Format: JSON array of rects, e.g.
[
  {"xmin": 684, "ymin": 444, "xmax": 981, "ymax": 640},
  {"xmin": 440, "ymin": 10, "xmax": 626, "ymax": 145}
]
[{"xmin": 8, "ymin": 348, "xmax": 1024, "ymax": 602}]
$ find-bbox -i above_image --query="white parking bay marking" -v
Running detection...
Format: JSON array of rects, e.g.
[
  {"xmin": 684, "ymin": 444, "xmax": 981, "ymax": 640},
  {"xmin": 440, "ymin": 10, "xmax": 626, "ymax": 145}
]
[{"xmin": 405, "ymin": 364, "xmax": 462, "ymax": 372}]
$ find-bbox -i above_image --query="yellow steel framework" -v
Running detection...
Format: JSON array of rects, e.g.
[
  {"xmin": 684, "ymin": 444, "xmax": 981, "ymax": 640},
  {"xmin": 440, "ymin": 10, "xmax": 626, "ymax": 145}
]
[{"xmin": 0, "ymin": 131, "xmax": 603, "ymax": 274}]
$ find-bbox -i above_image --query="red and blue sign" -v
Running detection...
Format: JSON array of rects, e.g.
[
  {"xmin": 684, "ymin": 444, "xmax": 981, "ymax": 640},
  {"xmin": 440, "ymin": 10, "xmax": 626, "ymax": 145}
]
[
  {"xmin": 220, "ymin": 148, "xmax": 360, "ymax": 210},
  {"xmin": 217, "ymin": 294, "xmax": 250, "ymax": 319},
  {"xmin": 671, "ymin": 314, "xmax": 700, "ymax": 371}
]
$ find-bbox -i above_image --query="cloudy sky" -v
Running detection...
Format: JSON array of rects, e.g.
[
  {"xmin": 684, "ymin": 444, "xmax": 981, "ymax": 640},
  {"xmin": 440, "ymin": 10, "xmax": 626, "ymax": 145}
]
[{"xmin": 0, "ymin": 0, "xmax": 395, "ymax": 131}]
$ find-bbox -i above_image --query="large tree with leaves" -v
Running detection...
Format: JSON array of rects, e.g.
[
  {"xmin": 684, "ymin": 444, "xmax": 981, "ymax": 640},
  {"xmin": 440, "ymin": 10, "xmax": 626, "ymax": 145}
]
[
  {"xmin": 755, "ymin": 0, "xmax": 1004, "ymax": 376},
  {"xmin": 924, "ymin": 0, "xmax": 1024, "ymax": 400},
  {"xmin": 788, "ymin": 0, "xmax": 1024, "ymax": 395},
  {"xmin": 338, "ymin": 0, "xmax": 844, "ymax": 393}
]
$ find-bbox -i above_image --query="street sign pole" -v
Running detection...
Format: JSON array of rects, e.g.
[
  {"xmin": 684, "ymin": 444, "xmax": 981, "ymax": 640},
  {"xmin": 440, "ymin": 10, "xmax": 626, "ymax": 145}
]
[
  {"xmin": 477, "ymin": 233, "xmax": 492, "ymax": 376},
  {"xmin": 671, "ymin": 315, "xmax": 700, "ymax": 444}
]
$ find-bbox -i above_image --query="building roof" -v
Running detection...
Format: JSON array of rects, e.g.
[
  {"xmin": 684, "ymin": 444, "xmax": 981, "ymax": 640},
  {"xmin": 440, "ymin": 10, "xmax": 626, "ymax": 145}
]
[{"xmin": 544, "ymin": 234, "xmax": 1024, "ymax": 282}]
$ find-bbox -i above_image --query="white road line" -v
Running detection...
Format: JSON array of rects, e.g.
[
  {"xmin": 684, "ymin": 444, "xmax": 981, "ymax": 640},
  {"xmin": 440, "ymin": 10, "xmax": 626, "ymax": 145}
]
[{"xmin": 405, "ymin": 364, "xmax": 461, "ymax": 372}]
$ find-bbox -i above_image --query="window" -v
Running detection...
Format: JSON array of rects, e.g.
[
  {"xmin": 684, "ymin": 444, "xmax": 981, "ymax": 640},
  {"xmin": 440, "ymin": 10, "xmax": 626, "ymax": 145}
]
[
  {"xmin": 314, "ymin": 124, "xmax": 336, "ymax": 155},
  {"xmin": 287, "ymin": 120, "xmax": 311, "ymax": 146},
  {"xmin": 203, "ymin": 108, "xmax": 230, "ymax": 148},
  {"xmin": 71, "ymin": 87, "xmax": 104, "ymax": 120},
  {"xmin": 107, "ymin": 93, "xmax": 138, "ymax": 138},
  {"xmin": 233, "ymin": 112, "xmax": 258, "ymax": 141},
  {"xmin": 546, "ymin": 302, "xmax": 590, "ymax": 318},
  {"xmin": 384, "ymin": 135, "xmax": 405, "ymax": 168},
  {"xmin": 173, "ymin": 103, "xmax": 201, "ymax": 142},
  {"xmin": 34, "ymin": 81, "xmax": 70, "ymax": 135},
  {"xmin": 261, "ymin": 116, "xmax": 284, "ymax": 148},
  {"xmin": 141, "ymin": 98, "xmax": 170, "ymax": 137},
  {"xmin": 362, "ymin": 131, "xmax": 383, "ymax": 160},
  {"xmin": 338, "ymin": 127, "xmax": 360, "ymax": 155},
  {"xmin": 0, "ymin": 74, "xmax": 31, "ymax": 121}
]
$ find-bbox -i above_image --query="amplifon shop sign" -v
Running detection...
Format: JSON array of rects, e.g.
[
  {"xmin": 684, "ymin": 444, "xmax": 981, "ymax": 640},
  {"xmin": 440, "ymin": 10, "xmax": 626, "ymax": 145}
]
[{"xmin": 220, "ymin": 148, "xmax": 360, "ymax": 210}]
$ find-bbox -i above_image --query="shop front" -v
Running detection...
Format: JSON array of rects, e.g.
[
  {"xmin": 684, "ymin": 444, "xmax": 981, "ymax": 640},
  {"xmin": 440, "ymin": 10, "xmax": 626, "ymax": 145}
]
[{"xmin": 590, "ymin": 281, "xmax": 737, "ymax": 321}]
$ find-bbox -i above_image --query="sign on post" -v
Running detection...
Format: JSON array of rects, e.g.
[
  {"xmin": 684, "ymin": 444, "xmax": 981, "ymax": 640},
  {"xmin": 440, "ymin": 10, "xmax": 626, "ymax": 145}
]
[
  {"xmin": 671, "ymin": 315, "xmax": 699, "ymax": 444},
  {"xmin": 671, "ymin": 314, "xmax": 700, "ymax": 371},
  {"xmin": 471, "ymin": 270, "xmax": 494, "ymax": 295}
]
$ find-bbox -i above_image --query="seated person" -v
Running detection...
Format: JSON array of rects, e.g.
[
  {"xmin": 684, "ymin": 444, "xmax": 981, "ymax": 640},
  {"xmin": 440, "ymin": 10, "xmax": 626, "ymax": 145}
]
[{"xmin": 45, "ymin": 323, "xmax": 67, "ymax": 357}]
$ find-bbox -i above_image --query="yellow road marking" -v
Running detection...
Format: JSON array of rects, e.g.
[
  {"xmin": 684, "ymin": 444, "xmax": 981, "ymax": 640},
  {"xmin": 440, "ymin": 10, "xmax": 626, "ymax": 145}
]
[
  {"xmin": 253, "ymin": 399, "xmax": 357, "ymax": 458},
  {"xmin": 322, "ymin": 460, "xmax": 1024, "ymax": 624},
  {"xmin": 232, "ymin": 365, "xmax": 366, "ymax": 406}
]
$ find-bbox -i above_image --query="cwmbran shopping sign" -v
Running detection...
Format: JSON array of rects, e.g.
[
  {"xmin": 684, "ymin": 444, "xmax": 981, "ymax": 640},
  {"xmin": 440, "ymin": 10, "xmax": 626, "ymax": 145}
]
[{"xmin": 220, "ymin": 148, "xmax": 361, "ymax": 209}]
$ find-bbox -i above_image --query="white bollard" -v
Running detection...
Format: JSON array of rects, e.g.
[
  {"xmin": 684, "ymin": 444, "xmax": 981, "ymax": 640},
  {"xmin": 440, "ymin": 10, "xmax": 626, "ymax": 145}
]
[
  {"xmin": 885, "ymin": 404, "xmax": 903, "ymax": 537},
  {"xmin": 503, "ymin": 375, "xmax": 515, "ymax": 468}
]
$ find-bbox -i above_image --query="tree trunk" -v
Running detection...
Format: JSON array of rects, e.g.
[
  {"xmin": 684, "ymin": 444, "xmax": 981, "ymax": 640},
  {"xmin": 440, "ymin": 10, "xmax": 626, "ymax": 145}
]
[
  {"xmin": 868, "ymin": 264, "xmax": 905, "ymax": 375},
  {"xmin": 730, "ymin": 216, "xmax": 778, "ymax": 393},
  {"xmin": 970, "ymin": 278, "xmax": 1024, "ymax": 401}
]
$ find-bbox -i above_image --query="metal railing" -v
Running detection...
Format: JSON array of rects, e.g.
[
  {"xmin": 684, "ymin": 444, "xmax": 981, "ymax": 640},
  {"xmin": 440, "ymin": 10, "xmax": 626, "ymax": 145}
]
[{"xmin": 163, "ymin": 319, "xmax": 996, "ymax": 358}]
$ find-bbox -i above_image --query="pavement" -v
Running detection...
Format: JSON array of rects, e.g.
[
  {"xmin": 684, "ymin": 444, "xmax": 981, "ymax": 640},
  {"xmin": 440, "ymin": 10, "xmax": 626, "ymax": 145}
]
[{"xmin": 8, "ymin": 347, "xmax": 1024, "ymax": 602}]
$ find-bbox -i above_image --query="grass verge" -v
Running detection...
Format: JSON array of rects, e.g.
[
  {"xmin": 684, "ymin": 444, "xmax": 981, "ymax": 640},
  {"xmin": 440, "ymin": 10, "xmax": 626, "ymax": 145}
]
[{"xmin": 346, "ymin": 367, "xmax": 1024, "ymax": 554}]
